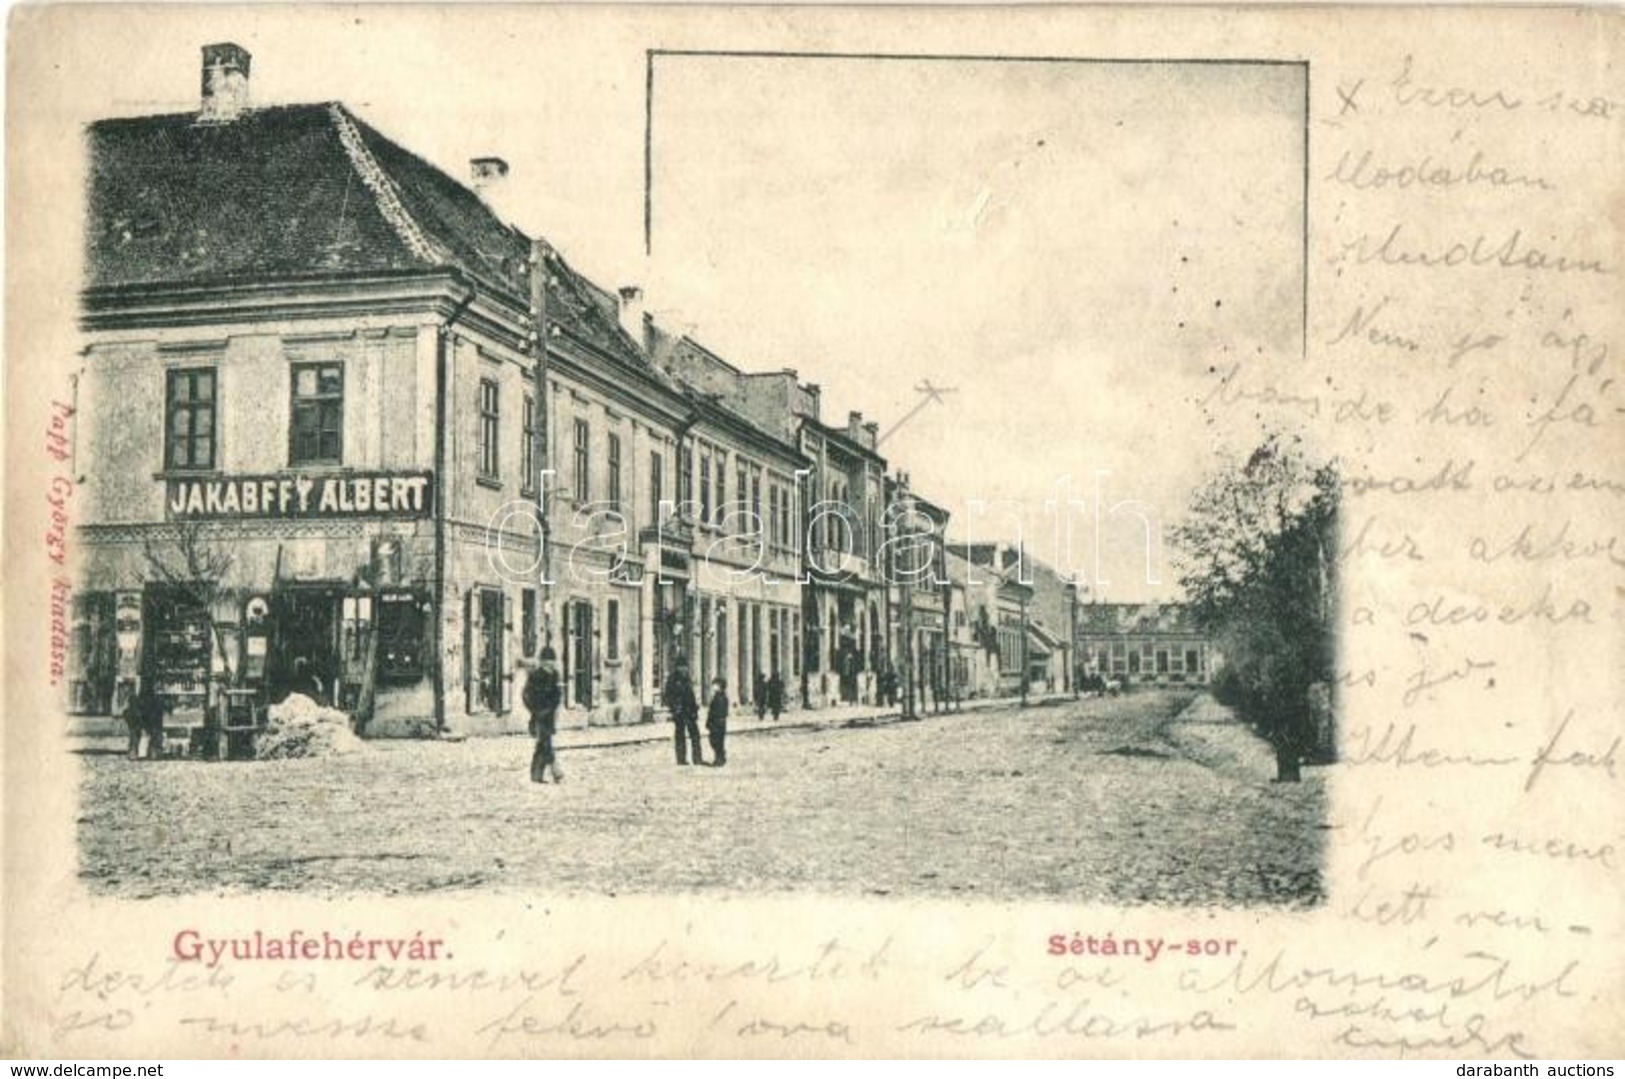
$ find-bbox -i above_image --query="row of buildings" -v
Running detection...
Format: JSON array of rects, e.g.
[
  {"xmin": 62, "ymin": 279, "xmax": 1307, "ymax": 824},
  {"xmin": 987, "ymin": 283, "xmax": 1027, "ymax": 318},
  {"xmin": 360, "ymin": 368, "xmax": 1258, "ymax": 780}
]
[{"xmin": 65, "ymin": 44, "xmax": 1210, "ymax": 737}]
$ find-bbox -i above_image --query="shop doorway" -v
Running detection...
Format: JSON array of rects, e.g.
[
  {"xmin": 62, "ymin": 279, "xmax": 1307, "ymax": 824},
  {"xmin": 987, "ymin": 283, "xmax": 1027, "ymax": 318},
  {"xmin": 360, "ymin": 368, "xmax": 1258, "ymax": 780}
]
[
  {"xmin": 467, "ymin": 587, "xmax": 507, "ymax": 715},
  {"xmin": 565, "ymin": 599, "xmax": 593, "ymax": 708},
  {"xmin": 273, "ymin": 586, "xmax": 341, "ymax": 705}
]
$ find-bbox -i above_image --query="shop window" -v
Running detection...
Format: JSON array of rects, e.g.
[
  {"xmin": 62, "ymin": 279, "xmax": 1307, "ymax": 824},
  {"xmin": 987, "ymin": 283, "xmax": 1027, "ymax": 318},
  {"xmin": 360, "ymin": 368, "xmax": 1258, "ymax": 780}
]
[
  {"xmin": 165, "ymin": 368, "xmax": 217, "ymax": 471},
  {"xmin": 376, "ymin": 592, "xmax": 425, "ymax": 683},
  {"xmin": 290, "ymin": 362, "xmax": 343, "ymax": 465}
]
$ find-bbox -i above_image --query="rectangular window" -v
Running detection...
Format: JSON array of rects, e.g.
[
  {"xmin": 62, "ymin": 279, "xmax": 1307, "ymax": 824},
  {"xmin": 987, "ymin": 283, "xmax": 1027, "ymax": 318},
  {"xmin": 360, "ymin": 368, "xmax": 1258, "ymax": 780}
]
[
  {"xmin": 573, "ymin": 418, "xmax": 590, "ymax": 503},
  {"xmin": 649, "ymin": 450, "xmax": 664, "ymax": 525},
  {"xmin": 290, "ymin": 362, "xmax": 343, "ymax": 465},
  {"xmin": 752, "ymin": 473, "xmax": 763, "ymax": 540},
  {"xmin": 607, "ymin": 598, "xmax": 620, "ymax": 661},
  {"xmin": 736, "ymin": 464, "xmax": 748, "ymax": 530},
  {"xmin": 769, "ymin": 486, "xmax": 781, "ymax": 548},
  {"xmin": 679, "ymin": 444, "xmax": 692, "ymax": 511},
  {"xmin": 165, "ymin": 368, "xmax": 217, "ymax": 471},
  {"xmin": 478, "ymin": 378, "xmax": 500, "ymax": 481},
  {"xmin": 607, "ymin": 433, "xmax": 622, "ymax": 512},
  {"xmin": 521, "ymin": 393, "xmax": 537, "ymax": 495},
  {"xmin": 716, "ymin": 455, "xmax": 727, "ymax": 527},
  {"xmin": 699, "ymin": 449, "xmax": 712, "ymax": 523}
]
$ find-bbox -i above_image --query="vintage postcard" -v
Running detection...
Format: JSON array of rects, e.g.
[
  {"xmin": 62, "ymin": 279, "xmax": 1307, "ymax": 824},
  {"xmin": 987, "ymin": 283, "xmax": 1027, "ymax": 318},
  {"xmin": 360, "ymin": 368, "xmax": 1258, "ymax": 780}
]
[{"xmin": 3, "ymin": 2, "xmax": 1621, "ymax": 1059}]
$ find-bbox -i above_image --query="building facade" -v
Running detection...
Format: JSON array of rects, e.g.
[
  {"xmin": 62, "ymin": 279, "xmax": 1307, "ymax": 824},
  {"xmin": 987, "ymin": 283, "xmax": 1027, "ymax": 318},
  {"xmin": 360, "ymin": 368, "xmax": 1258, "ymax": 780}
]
[{"xmin": 1076, "ymin": 603, "xmax": 1213, "ymax": 686}]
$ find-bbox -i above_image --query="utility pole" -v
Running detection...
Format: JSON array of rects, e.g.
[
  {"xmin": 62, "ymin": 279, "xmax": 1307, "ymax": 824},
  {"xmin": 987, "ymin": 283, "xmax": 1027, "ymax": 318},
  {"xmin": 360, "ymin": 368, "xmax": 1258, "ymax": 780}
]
[
  {"xmin": 1068, "ymin": 579, "xmax": 1081, "ymax": 700},
  {"xmin": 529, "ymin": 239, "xmax": 555, "ymax": 650},
  {"xmin": 898, "ymin": 472, "xmax": 915, "ymax": 720}
]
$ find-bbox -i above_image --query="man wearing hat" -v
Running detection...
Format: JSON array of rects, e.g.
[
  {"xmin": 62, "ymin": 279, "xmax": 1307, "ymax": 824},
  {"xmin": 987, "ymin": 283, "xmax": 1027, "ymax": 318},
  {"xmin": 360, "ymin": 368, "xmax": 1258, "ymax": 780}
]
[
  {"xmin": 524, "ymin": 647, "xmax": 564, "ymax": 783},
  {"xmin": 665, "ymin": 655, "xmax": 702, "ymax": 765}
]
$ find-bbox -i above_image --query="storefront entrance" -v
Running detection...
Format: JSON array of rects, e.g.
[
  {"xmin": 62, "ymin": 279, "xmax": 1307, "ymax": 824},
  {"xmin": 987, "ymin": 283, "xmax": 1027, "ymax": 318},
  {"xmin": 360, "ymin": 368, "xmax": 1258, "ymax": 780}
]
[{"xmin": 272, "ymin": 585, "xmax": 342, "ymax": 706}]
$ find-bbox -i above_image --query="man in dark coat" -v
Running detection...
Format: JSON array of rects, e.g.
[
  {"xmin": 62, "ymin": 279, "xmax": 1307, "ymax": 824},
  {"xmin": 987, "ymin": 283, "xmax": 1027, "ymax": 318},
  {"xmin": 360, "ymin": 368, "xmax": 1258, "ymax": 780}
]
[
  {"xmin": 666, "ymin": 657, "xmax": 702, "ymax": 765},
  {"xmin": 706, "ymin": 678, "xmax": 730, "ymax": 767},
  {"xmin": 753, "ymin": 669, "xmax": 767, "ymax": 721},
  {"xmin": 766, "ymin": 671, "xmax": 784, "ymax": 722},
  {"xmin": 122, "ymin": 677, "xmax": 165, "ymax": 760},
  {"xmin": 524, "ymin": 648, "xmax": 564, "ymax": 783}
]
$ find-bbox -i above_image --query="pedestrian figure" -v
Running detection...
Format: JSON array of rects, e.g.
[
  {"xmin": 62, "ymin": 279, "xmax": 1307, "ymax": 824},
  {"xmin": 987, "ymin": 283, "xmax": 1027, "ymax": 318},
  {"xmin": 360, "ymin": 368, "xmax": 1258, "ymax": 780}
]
[
  {"xmin": 666, "ymin": 657, "xmax": 702, "ymax": 765},
  {"xmin": 753, "ymin": 669, "xmax": 767, "ymax": 721},
  {"xmin": 706, "ymin": 678, "xmax": 729, "ymax": 767},
  {"xmin": 122, "ymin": 677, "xmax": 165, "ymax": 760},
  {"xmin": 767, "ymin": 670, "xmax": 784, "ymax": 722},
  {"xmin": 525, "ymin": 648, "xmax": 564, "ymax": 784}
]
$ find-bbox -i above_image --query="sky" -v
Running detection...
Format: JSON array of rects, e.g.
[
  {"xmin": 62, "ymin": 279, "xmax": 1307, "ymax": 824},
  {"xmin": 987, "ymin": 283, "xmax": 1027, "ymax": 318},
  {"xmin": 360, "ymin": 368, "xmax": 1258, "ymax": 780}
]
[{"xmin": 60, "ymin": 9, "xmax": 1305, "ymax": 601}]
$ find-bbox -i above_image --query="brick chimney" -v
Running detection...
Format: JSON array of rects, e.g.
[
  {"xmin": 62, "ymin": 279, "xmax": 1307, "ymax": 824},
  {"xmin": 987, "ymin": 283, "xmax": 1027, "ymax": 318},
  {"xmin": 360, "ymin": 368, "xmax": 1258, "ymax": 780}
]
[{"xmin": 199, "ymin": 43, "xmax": 251, "ymax": 123}]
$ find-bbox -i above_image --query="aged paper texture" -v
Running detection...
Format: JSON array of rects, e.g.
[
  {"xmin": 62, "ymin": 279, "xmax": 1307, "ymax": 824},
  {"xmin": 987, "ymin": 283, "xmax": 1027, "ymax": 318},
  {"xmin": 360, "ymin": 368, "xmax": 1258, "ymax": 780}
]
[{"xmin": 5, "ymin": 3, "xmax": 1623, "ymax": 1059}]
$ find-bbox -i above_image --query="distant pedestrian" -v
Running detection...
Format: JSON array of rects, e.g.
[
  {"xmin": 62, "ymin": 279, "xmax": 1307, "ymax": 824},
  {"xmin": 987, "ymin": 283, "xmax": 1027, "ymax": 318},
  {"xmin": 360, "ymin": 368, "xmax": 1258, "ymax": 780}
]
[
  {"xmin": 753, "ymin": 669, "xmax": 767, "ymax": 721},
  {"xmin": 666, "ymin": 658, "xmax": 702, "ymax": 765},
  {"xmin": 706, "ymin": 678, "xmax": 729, "ymax": 767},
  {"xmin": 524, "ymin": 648, "xmax": 564, "ymax": 784},
  {"xmin": 122, "ymin": 677, "xmax": 164, "ymax": 760},
  {"xmin": 766, "ymin": 671, "xmax": 784, "ymax": 721}
]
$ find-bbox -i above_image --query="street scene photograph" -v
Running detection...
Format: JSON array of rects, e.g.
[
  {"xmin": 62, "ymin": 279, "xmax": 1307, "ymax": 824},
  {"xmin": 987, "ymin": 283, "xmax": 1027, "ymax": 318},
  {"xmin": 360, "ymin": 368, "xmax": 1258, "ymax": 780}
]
[{"xmin": 65, "ymin": 29, "xmax": 1334, "ymax": 907}]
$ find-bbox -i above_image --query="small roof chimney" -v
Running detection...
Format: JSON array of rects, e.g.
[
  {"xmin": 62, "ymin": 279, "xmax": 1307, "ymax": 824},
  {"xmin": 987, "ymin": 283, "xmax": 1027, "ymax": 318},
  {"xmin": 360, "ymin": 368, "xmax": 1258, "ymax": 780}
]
[
  {"xmin": 617, "ymin": 286, "xmax": 647, "ymax": 355},
  {"xmin": 470, "ymin": 157, "xmax": 510, "ymax": 188},
  {"xmin": 200, "ymin": 43, "xmax": 251, "ymax": 123}
]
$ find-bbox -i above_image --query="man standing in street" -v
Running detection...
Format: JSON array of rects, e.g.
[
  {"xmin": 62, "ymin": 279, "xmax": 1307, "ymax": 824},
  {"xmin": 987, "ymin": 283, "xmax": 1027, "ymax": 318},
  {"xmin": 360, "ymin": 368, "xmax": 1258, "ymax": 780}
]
[
  {"xmin": 666, "ymin": 656, "xmax": 702, "ymax": 765},
  {"xmin": 766, "ymin": 670, "xmax": 784, "ymax": 722},
  {"xmin": 525, "ymin": 647, "xmax": 564, "ymax": 784},
  {"xmin": 706, "ymin": 677, "xmax": 730, "ymax": 767}
]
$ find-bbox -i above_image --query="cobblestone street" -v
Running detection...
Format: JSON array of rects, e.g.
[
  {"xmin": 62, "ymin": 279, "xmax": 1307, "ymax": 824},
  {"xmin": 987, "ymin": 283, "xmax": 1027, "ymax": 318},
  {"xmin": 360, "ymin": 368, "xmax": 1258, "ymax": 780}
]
[{"xmin": 78, "ymin": 690, "xmax": 1326, "ymax": 905}]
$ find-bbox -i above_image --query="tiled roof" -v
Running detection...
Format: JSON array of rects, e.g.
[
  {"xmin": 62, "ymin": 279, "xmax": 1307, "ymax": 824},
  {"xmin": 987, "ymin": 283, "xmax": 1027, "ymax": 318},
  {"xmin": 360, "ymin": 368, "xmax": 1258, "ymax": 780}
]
[
  {"xmin": 84, "ymin": 102, "xmax": 646, "ymax": 367},
  {"xmin": 1077, "ymin": 602, "xmax": 1203, "ymax": 636}
]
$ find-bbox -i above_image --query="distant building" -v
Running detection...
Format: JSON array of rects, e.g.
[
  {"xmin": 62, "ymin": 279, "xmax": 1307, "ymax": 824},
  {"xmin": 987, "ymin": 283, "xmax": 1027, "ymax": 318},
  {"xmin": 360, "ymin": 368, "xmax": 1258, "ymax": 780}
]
[{"xmin": 1076, "ymin": 603, "xmax": 1212, "ymax": 686}]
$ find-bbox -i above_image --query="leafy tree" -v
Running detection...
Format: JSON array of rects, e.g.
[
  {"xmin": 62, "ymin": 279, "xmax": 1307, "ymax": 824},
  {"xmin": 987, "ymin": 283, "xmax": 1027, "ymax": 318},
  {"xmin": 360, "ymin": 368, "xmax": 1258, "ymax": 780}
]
[{"xmin": 1169, "ymin": 435, "xmax": 1338, "ymax": 781}]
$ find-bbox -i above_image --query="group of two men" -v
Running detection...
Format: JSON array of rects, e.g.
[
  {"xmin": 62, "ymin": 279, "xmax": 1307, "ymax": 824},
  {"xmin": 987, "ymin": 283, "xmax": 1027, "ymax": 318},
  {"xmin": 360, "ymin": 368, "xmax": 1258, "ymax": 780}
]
[{"xmin": 521, "ymin": 651, "xmax": 744, "ymax": 782}]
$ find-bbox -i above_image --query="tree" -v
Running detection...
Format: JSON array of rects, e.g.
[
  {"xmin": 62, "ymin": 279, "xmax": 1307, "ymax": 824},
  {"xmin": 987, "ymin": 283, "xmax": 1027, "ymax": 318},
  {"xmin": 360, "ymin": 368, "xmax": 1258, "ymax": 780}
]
[
  {"xmin": 140, "ymin": 521, "xmax": 239, "ymax": 688},
  {"xmin": 1169, "ymin": 435, "xmax": 1339, "ymax": 781}
]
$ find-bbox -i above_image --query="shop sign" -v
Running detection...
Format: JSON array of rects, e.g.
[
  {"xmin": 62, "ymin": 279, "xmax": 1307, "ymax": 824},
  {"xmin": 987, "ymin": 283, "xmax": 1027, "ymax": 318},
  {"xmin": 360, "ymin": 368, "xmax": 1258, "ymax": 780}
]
[{"xmin": 166, "ymin": 471, "xmax": 433, "ymax": 521}]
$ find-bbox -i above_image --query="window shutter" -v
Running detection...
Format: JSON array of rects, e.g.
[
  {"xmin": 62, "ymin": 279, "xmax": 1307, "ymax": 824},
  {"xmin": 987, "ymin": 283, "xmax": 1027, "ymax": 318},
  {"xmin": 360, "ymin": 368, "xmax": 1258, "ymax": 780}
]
[
  {"xmin": 463, "ymin": 590, "xmax": 476, "ymax": 716},
  {"xmin": 500, "ymin": 591, "xmax": 514, "ymax": 714}
]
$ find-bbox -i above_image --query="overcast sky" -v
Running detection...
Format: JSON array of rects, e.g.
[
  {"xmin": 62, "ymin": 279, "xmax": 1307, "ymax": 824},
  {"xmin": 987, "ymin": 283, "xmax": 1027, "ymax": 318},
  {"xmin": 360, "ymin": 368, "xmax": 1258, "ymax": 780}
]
[{"xmin": 66, "ymin": 9, "xmax": 1304, "ymax": 600}]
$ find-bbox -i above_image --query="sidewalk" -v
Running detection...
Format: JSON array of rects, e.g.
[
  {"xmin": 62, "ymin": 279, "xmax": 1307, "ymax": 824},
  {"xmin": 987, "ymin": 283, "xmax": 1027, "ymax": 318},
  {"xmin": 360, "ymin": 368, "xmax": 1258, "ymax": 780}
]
[
  {"xmin": 550, "ymin": 690, "xmax": 1076, "ymax": 752},
  {"xmin": 1162, "ymin": 692, "xmax": 1301, "ymax": 784}
]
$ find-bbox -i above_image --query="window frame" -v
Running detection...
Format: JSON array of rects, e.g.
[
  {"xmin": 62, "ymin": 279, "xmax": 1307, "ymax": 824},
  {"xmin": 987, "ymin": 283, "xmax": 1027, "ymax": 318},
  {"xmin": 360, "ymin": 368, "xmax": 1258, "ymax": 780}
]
[
  {"xmin": 572, "ymin": 417, "xmax": 590, "ymax": 504},
  {"xmin": 288, "ymin": 360, "xmax": 345, "ymax": 466},
  {"xmin": 521, "ymin": 392, "xmax": 537, "ymax": 496},
  {"xmin": 477, "ymin": 377, "xmax": 501, "ymax": 483},
  {"xmin": 607, "ymin": 432, "xmax": 623, "ymax": 513},
  {"xmin": 164, "ymin": 367, "xmax": 218, "ymax": 472}
]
